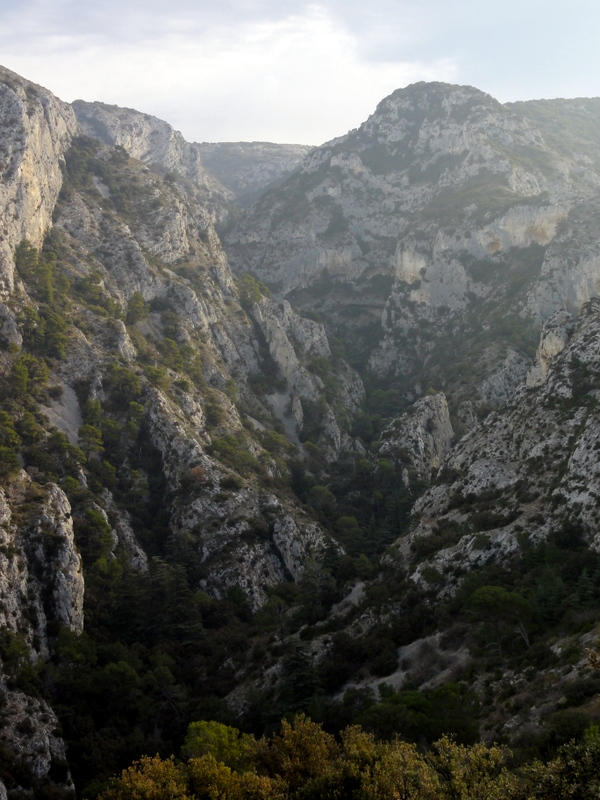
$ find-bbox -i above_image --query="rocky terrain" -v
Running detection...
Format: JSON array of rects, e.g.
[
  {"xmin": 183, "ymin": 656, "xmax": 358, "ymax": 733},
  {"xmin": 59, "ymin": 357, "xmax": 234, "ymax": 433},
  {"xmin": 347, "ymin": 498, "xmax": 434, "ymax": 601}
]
[
  {"xmin": 196, "ymin": 141, "xmax": 312, "ymax": 207},
  {"xmin": 2, "ymin": 65, "xmax": 600, "ymax": 797},
  {"xmin": 226, "ymin": 83, "xmax": 600, "ymax": 424},
  {"xmin": 0, "ymin": 66, "xmax": 361, "ymax": 797},
  {"xmin": 73, "ymin": 100, "xmax": 311, "ymax": 213}
]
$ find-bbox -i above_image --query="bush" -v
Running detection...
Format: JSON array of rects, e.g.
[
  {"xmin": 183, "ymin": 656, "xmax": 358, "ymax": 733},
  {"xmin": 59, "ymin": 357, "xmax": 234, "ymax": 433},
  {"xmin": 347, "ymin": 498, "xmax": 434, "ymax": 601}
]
[
  {"xmin": 0, "ymin": 447, "xmax": 20, "ymax": 477},
  {"xmin": 126, "ymin": 292, "xmax": 150, "ymax": 325}
]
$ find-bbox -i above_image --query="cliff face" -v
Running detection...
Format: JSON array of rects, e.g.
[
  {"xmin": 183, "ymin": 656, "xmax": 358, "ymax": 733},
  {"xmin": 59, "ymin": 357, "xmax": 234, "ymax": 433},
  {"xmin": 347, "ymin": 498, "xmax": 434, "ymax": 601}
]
[
  {"xmin": 0, "ymin": 63, "xmax": 369, "ymax": 611},
  {"xmin": 72, "ymin": 101, "xmax": 312, "ymax": 212},
  {"xmin": 225, "ymin": 83, "xmax": 600, "ymax": 421},
  {"xmin": 0, "ymin": 66, "xmax": 368, "ymax": 796},
  {"xmin": 377, "ymin": 393, "xmax": 454, "ymax": 488},
  {"xmin": 0, "ymin": 67, "xmax": 77, "ymax": 296},
  {"xmin": 404, "ymin": 299, "xmax": 600, "ymax": 573},
  {"xmin": 0, "ymin": 476, "xmax": 82, "ymax": 798},
  {"xmin": 72, "ymin": 100, "xmax": 228, "ymax": 207},
  {"xmin": 45, "ymin": 137, "xmax": 362, "ymax": 608}
]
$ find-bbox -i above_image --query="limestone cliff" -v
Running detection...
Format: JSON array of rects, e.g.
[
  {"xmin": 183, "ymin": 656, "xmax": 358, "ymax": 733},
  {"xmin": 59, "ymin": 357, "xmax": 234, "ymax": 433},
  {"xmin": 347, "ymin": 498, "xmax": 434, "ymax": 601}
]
[
  {"xmin": 0, "ymin": 67, "xmax": 77, "ymax": 296},
  {"xmin": 0, "ymin": 94, "xmax": 359, "ymax": 610},
  {"xmin": 0, "ymin": 476, "xmax": 83, "ymax": 654},
  {"xmin": 402, "ymin": 299, "xmax": 600, "ymax": 585},
  {"xmin": 72, "ymin": 101, "xmax": 312, "ymax": 212},
  {"xmin": 72, "ymin": 99, "xmax": 223, "ymax": 198},
  {"xmin": 225, "ymin": 82, "xmax": 600, "ymax": 414},
  {"xmin": 377, "ymin": 393, "xmax": 454, "ymax": 487},
  {"xmin": 5, "ymin": 64, "xmax": 600, "ymax": 790}
]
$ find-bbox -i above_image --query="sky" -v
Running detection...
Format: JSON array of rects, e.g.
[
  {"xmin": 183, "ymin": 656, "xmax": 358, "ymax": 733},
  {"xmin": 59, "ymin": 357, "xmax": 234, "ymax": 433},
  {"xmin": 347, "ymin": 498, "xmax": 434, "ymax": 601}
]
[{"xmin": 1, "ymin": 0, "xmax": 600, "ymax": 145}]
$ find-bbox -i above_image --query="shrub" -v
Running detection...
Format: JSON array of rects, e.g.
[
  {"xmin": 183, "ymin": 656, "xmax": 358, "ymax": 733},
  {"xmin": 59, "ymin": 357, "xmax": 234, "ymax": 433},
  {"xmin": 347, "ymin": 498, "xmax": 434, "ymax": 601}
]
[
  {"xmin": 126, "ymin": 291, "xmax": 150, "ymax": 325},
  {"xmin": 0, "ymin": 447, "xmax": 20, "ymax": 477}
]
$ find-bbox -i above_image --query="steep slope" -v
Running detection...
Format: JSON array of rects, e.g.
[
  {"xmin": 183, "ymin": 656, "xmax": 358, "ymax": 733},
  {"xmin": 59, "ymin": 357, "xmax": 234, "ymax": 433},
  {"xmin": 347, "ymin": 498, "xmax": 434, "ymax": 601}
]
[
  {"xmin": 404, "ymin": 299, "xmax": 600, "ymax": 580},
  {"xmin": 196, "ymin": 141, "xmax": 312, "ymax": 206},
  {"xmin": 5, "ymin": 65, "xmax": 600, "ymax": 796},
  {"xmin": 226, "ymin": 82, "xmax": 600, "ymax": 422},
  {"xmin": 8, "ymin": 124, "xmax": 363, "ymax": 610},
  {"xmin": 0, "ymin": 67, "xmax": 366, "ymax": 796},
  {"xmin": 254, "ymin": 308, "xmax": 600, "ymax": 745},
  {"xmin": 0, "ymin": 66, "xmax": 77, "ymax": 296},
  {"xmin": 72, "ymin": 100, "xmax": 311, "ymax": 212}
]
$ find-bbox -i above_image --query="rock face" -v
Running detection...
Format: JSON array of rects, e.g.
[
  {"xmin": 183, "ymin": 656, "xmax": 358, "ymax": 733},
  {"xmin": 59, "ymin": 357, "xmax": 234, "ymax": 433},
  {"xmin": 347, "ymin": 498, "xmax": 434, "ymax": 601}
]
[
  {"xmin": 0, "ymin": 65, "xmax": 367, "ymax": 795},
  {"xmin": 72, "ymin": 100, "xmax": 221, "ymax": 194},
  {"xmin": 72, "ymin": 101, "xmax": 312, "ymax": 211},
  {"xmin": 225, "ymin": 83, "xmax": 600, "ymax": 414},
  {"xmin": 0, "ymin": 476, "xmax": 82, "ymax": 797},
  {"xmin": 252, "ymin": 298, "xmax": 364, "ymax": 451},
  {"xmin": 0, "ymin": 67, "xmax": 77, "ymax": 295},
  {"xmin": 401, "ymin": 299, "xmax": 600, "ymax": 590},
  {"xmin": 0, "ymin": 477, "xmax": 84, "ymax": 654},
  {"xmin": 0, "ymin": 680, "xmax": 74, "ymax": 799},
  {"xmin": 3, "ymin": 95, "xmax": 358, "ymax": 611},
  {"xmin": 378, "ymin": 393, "xmax": 454, "ymax": 486},
  {"xmin": 196, "ymin": 141, "xmax": 312, "ymax": 206},
  {"xmin": 6, "ymin": 63, "xmax": 600, "ymax": 790}
]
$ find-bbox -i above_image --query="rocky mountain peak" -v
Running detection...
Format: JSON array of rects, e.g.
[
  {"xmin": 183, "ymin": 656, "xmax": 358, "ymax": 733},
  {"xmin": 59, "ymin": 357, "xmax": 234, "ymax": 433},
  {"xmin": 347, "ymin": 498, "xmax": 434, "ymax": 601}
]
[
  {"xmin": 372, "ymin": 80, "xmax": 501, "ymax": 122},
  {"xmin": 72, "ymin": 99, "xmax": 228, "ymax": 208}
]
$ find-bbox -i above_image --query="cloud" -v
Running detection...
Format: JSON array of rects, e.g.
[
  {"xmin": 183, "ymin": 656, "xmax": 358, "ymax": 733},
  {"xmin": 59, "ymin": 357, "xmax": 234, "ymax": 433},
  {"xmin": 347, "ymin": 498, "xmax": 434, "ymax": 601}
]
[
  {"xmin": 2, "ymin": 0, "xmax": 598, "ymax": 143},
  {"xmin": 0, "ymin": 4, "xmax": 457, "ymax": 143}
]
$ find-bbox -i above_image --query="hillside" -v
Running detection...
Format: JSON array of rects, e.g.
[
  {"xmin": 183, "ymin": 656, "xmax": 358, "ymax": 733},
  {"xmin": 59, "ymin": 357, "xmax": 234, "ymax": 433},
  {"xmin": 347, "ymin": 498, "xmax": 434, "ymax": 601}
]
[
  {"xmin": 226, "ymin": 82, "xmax": 600, "ymax": 426},
  {"xmin": 1, "ymin": 65, "xmax": 600, "ymax": 798}
]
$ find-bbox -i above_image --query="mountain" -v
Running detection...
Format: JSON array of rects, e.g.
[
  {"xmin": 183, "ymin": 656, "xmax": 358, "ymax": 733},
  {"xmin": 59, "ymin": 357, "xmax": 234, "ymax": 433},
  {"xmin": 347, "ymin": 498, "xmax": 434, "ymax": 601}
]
[
  {"xmin": 226, "ymin": 82, "xmax": 600, "ymax": 426},
  {"xmin": 72, "ymin": 100, "xmax": 311, "ymax": 211},
  {"xmin": 2, "ymin": 64, "xmax": 600, "ymax": 797},
  {"xmin": 195, "ymin": 141, "xmax": 313, "ymax": 207},
  {"xmin": 0, "ymin": 65, "xmax": 361, "ymax": 797}
]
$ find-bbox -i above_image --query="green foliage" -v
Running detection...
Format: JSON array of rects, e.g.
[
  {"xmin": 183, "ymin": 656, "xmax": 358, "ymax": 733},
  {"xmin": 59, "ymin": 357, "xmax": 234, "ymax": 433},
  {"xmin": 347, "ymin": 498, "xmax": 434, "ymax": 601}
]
[
  {"xmin": 0, "ymin": 411, "xmax": 21, "ymax": 449},
  {"xmin": 236, "ymin": 273, "xmax": 271, "ymax": 309},
  {"xmin": 8, "ymin": 352, "xmax": 49, "ymax": 399},
  {"xmin": 521, "ymin": 727, "xmax": 600, "ymax": 798},
  {"xmin": 208, "ymin": 434, "xmax": 261, "ymax": 476},
  {"xmin": 182, "ymin": 721, "xmax": 253, "ymax": 769},
  {"xmin": 0, "ymin": 446, "xmax": 20, "ymax": 477},
  {"xmin": 78, "ymin": 424, "xmax": 104, "ymax": 461},
  {"xmin": 75, "ymin": 272, "xmax": 123, "ymax": 318},
  {"xmin": 99, "ymin": 715, "xmax": 532, "ymax": 800},
  {"xmin": 126, "ymin": 292, "xmax": 150, "ymax": 325},
  {"xmin": 158, "ymin": 338, "xmax": 183, "ymax": 371},
  {"xmin": 144, "ymin": 365, "xmax": 170, "ymax": 390},
  {"xmin": 14, "ymin": 240, "xmax": 61, "ymax": 305},
  {"xmin": 105, "ymin": 365, "xmax": 143, "ymax": 407}
]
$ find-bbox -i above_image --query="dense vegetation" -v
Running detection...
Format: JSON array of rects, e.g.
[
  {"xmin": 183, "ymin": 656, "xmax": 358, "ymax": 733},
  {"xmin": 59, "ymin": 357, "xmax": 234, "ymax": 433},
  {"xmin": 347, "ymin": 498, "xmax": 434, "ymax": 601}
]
[{"xmin": 100, "ymin": 716, "xmax": 600, "ymax": 800}]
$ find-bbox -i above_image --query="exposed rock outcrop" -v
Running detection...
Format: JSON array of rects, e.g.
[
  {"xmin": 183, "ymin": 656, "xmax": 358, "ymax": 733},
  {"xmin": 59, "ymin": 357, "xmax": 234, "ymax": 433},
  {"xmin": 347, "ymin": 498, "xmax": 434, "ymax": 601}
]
[
  {"xmin": 72, "ymin": 100, "xmax": 219, "ymax": 193},
  {"xmin": 400, "ymin": 300, "xmax": 600, "ymax": 591},
  {"xmin": 0, "ymin": 477, "xmax": 84, "ymax": 654},
  {"xmin": 378, "ymin": 393, "xmax": 454, "ymax": 486},
  {"xmin": 226, "ymin": 82, "xmax": 600, "ymax": 408},
  {"xmin": 0, "ymin": 679, "xmax": 74, "ymax": 799},
  {"xmin": 73, "ymin": 101, "xmax": 312, "ymax": 211},
  {"xmin": 0, "ymin": 67, "xmax": 77, "ymax": 295}
]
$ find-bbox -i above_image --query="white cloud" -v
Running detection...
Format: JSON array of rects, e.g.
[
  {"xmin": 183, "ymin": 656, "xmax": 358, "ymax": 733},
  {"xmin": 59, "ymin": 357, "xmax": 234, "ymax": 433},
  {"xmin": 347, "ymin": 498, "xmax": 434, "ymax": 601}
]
[{"xmin": 0, "ymin": 5, "xmax": 457, "ymax": 143}]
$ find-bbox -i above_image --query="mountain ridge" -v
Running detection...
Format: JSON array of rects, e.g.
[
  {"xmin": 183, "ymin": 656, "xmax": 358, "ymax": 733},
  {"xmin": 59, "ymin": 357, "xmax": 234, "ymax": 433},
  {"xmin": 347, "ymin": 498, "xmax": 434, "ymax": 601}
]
[{"xmin": 2, "ymin": 66, "xmax": 600, "ymax": 797}]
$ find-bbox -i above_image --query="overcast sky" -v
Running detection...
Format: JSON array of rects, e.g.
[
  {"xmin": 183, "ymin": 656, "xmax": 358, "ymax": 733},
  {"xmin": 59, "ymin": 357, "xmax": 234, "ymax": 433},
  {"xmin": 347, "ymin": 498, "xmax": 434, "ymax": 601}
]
[{"xmin": 1, "ymin": 0, "xmax": 599, "ymax": 145}]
